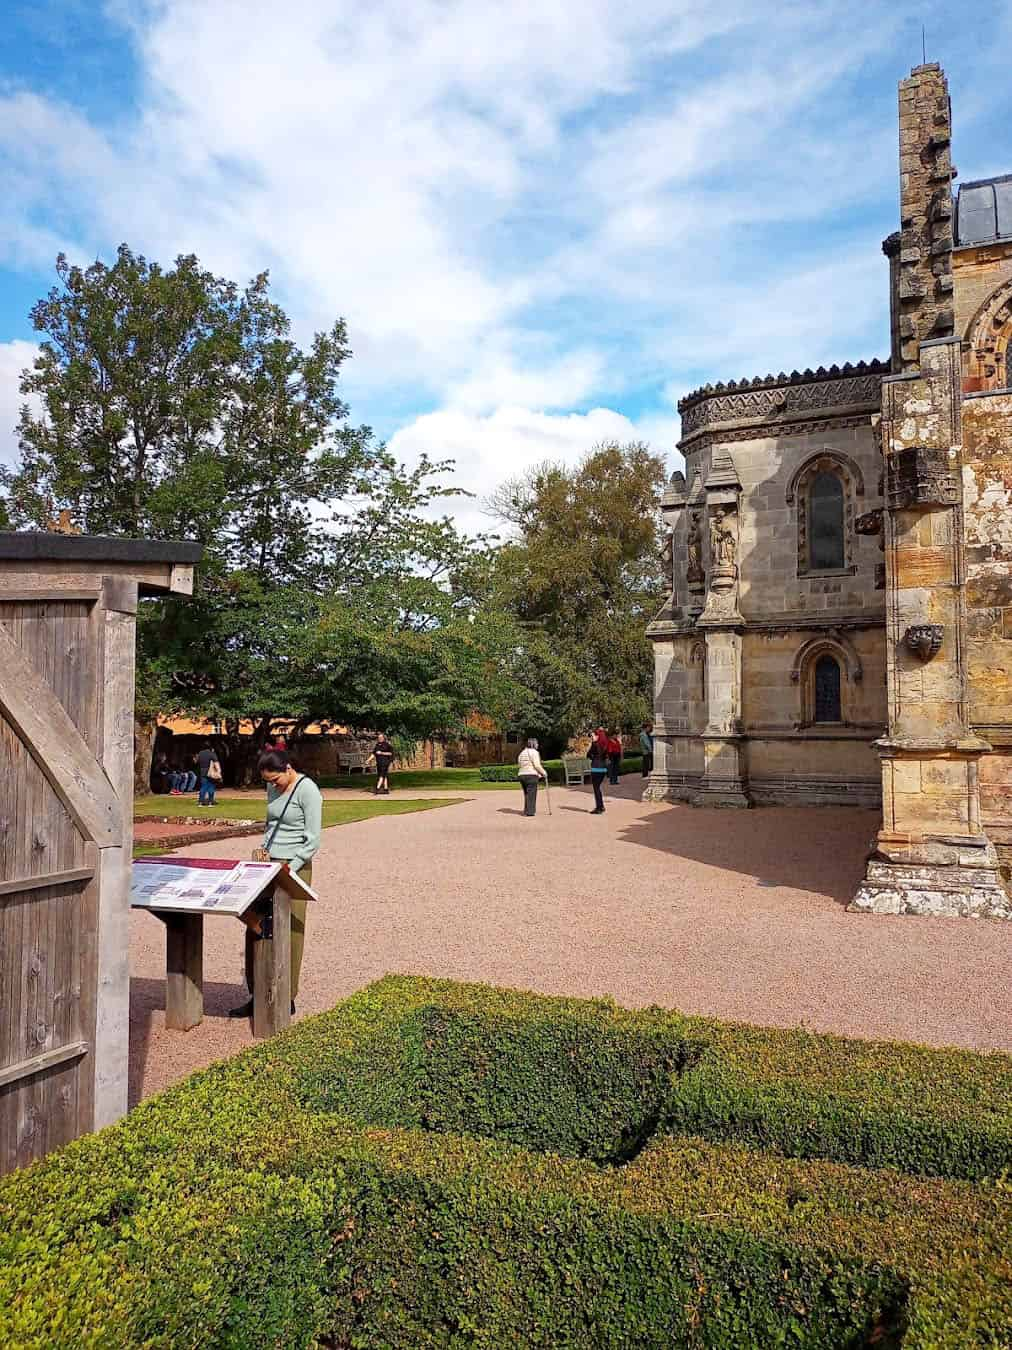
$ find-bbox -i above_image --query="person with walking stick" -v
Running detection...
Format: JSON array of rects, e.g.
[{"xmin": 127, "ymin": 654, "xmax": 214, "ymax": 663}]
[{"xmin": 517, "ymin": 737, "xmax": 548, "ymax": 816}]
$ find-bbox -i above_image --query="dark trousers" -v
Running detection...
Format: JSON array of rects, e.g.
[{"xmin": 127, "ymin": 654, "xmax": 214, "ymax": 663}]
[
  {"xmin": 519, "ymin": 774, "xmax": 539, "ymax": 816},
  {"xmin": 641, "ymin": 752, "xmax": 653, "ymax": 778},
  {"xmin": 608, "ymin": 753, "xmax": 621, "ymax": 785},
  {"xmin": 591, "ymin": 770, "xmax": 606, "ymax": 810}
]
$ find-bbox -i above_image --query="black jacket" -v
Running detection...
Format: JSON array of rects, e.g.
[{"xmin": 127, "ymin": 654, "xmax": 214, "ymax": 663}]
[{"xmin": 587, "ymin": 741, "xmax": 609, "ymax": 769}]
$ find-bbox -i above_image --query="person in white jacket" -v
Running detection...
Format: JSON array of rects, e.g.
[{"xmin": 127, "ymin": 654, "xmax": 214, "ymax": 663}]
[{"xmin": 517, "ymin": 738, "xmax": 548, "ymax": 816}]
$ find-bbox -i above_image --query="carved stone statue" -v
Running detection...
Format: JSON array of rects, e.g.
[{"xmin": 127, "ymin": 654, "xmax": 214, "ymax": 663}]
[
  {"xmin": 686, "ymin": 512, "xmax": 704, "ymax": 586},
  {"xmin": 709, "ymin": 507, "xmax": 737, "ymax": 569}
]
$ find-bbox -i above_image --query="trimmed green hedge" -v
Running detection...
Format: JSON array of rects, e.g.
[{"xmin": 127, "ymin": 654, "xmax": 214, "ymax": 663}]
[
  {"xmin": 1, "ymin": 977, "xmax": 1009, "ymax": 1347},
  {"xmin": 480, "ymin": 754, "xmax": 644, "ymax": 783}
]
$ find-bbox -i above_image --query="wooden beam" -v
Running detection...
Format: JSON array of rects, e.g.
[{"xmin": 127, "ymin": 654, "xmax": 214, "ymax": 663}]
[
  {"xmin": 167, "ymin": 564, "xmax": 194, "ymax": 596},
  {"xmin": 0, "ymin": 1041, "xmax": 88, "ymax": 1090},
  {"xmin": 91, "ymin": 602, "xmax": 135, "ymax": 1129},
  {"xmin": 100, "ymin": 576, "xmax": 138, "ymax": 616},
  {"xmin": 0, "ymin": 587, "xmax": 101, "ymax": 601},
  {"xmin": 252, "ymin": 892, "xmax": 291, "ymax": 1040},
  {"xmin": 0, "ymin": 623, "xmax": 122, "ymax": 847},
  {"xmin": 0, "ymin": 866, "xmax": 96, "ymax": 898},
  {"xmin": 165, "ymin": 914, "xmax": 204, "ymax": 1030}
]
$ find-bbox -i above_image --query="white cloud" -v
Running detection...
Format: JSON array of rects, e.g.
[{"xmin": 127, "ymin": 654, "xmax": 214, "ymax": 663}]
[
  {"xmin": 0, "ymin": 341, "xmax": 39, "ymax": 468},
  {"xmin": 3, "ymin": 0, "xmax": 1008, "ymax": 534},
  {"xmin": 388, "ymin": 402, "xmax": 679, "ymax": 537}
]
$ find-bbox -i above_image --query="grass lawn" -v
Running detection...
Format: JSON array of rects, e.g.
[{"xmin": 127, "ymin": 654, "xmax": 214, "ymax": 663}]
[{"xmin": 134, "ymin": 795, "xmax": 464, "ymax": 827}]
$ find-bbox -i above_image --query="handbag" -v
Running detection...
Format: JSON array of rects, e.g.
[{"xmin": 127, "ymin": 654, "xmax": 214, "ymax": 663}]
[
  {"xmin": 252, "ymin": 775, "xmax": 305, "ymax": 863},
  {"xmin": 207, "ymin": 756, "xmax": 223, "ymax": 783}
]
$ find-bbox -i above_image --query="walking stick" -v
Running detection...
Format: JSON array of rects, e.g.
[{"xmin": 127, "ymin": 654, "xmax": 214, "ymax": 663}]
[{"xmin": 544, "ymin": 773, "xmax": 552, "ymax": 815}]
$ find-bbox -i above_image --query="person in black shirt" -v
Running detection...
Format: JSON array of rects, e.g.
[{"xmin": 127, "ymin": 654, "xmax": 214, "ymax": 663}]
[
  {"xmin": 587, "ymin": 728, "xmax": 610, "ymax": 814},
  {"xmin": 370, "ymin": 734, "xmax": 395, "ymax": 794},
  {"xmin": 196, "ymin": 742, "xmax": 220, "ymax": 806}
]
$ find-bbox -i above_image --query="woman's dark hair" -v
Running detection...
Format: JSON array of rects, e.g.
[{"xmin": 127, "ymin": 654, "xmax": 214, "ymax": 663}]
[{"xmin": 258, "ymin": 749, "xmax": 291, "ymax": 774}]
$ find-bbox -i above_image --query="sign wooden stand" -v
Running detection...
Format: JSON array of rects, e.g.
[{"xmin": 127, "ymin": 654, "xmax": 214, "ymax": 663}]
[{"xmin": 130, "ymin": 858, "xmax": 315, "ymax": 1039}]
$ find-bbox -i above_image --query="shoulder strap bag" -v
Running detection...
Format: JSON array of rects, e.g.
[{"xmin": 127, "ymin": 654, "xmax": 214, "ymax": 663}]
[{"xmin": 252, "ymin": 775, "xmax": 305, "ymax": 863}]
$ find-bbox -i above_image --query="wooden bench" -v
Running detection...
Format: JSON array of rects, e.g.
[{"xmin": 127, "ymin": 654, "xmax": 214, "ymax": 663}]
[
  {"xmin": 562, "ymin": 755, "xmax": 591, "ymax": 785},
  {"xmin": 340, "ymin": 750, "xmax": 369, "ymax": 773}
]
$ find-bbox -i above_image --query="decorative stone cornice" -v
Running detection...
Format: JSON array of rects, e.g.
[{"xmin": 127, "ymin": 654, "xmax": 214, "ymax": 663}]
[
  {"xmin": 678, "ymin": 360, "xmax": 888, "ymax": 441},
  {"xmin": 682, "ymin": 414, "xmax": 878, "ymax": 451}
]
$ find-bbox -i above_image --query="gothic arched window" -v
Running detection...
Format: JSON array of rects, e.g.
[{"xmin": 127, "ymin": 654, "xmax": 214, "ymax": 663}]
[
  {"xmin": 808, "ymin": 472, "xmax": 846, "ymax": 571},
  {"xmin": 813, "ymin": 654, "xmax": 842, "ymax": 723},
  {"xmin": 789, "ymin": 452, "xmax": 860, "ymax": 577}
]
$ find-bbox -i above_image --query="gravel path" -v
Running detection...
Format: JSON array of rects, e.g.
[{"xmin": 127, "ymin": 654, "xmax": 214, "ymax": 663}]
[{"xmin": 129, "ymin": 780, "xmax": 1012, "ymax": 1103}]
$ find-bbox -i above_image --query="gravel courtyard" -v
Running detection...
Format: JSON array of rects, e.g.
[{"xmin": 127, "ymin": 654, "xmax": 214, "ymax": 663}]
[{"xmin": 129, "ymin": 780, "xmax": 1012, "ymax": 1103}]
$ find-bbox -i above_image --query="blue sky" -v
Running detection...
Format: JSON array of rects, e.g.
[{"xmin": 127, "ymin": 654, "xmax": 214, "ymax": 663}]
[{"xmin": 2, "ymin": 0, "xmax": 1011, "ymax": 532}]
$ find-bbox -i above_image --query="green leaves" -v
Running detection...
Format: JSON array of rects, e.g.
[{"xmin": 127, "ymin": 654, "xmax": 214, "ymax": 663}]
[
  {"xmin": 1, "ymin": 244, "xmax": 537, "ymax": 751},
  {"xmin": 2, "ymin": 977, "xmax": 1008, "ymax": 1348},
  {"xmin": 487, "ymin": 441, "xmax": 668, "ymax": 738}
]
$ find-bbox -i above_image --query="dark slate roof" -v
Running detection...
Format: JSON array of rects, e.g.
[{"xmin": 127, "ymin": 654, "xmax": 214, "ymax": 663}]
[
  {"xmin": 955, "ymin": 174, "xmax": 1012, "ymax": 247},
  {"xmin": 0, "ymin": 532, "xmax": 202, "ymax": 564}
]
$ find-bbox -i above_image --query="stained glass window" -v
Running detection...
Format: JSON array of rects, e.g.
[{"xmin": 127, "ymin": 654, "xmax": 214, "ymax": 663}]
[
  {"xmin": 808, "ymin": 471, "xmax": 845, "ymax": 571},
  {"xmin": 814, "ymin": 654, "xmax": 842, "ymax": 723}
]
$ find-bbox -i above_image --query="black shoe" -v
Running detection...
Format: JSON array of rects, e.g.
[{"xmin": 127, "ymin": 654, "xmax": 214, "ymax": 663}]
[
  {"xmin": 228, "ymin": 999, "xmax": 254, "ymax": 1018},
  {"xmin": 591, "ymin": 807, "xmax": 605, "ymax": 814}
]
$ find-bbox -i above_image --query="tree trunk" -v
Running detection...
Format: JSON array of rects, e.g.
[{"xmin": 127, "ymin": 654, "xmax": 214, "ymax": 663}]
[{"xmin": 133, "ymin": 715, "xmax": 158, "ymax": 795}]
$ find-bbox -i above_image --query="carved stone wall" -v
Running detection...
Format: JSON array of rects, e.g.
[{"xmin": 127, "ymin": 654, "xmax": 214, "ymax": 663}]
[
  {"xmin": 895, "ymin": 64, "xmax": 955, "ymax": 371},
  {"xmin": 679, "ymin": 363, "xmax": 886, "ymax": 443}
]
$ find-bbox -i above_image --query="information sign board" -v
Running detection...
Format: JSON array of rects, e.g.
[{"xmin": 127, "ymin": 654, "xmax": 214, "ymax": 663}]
[{"xmin": 131, "ymin": 857, "xmax": 316, "ymax": 916}]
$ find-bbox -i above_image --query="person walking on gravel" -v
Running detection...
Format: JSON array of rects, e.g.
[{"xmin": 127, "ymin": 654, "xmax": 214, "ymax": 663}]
[
  {"xmin": 606, "ymin": 731, "xmax": 623, "ymax": 785},
  {"xmin": 370, "ymin": 733, "xmax": 395, "ymax": 794},
  {"xmin": 196, "ymin": 741, "xmax": 221, "ymax": 806},
  {"xmin": 230, "ymin": 749, "xmax": 322, "ymax": 1020},
  {"xmin": 639, "ymin": 722, "xmax": 654, "ymax": 778},
  {"xmin": 587, "ymin": 728, "xmax": 610, "ymax": 814},
  {"xmin": 517, "ymin": 737, "xmax": 548, "ymax": 816}
]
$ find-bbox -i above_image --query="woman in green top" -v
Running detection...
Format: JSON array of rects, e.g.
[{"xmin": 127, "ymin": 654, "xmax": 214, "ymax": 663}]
[{"xmin": 228, "ymin": 750, "xmax": 324, "ymax": 1019}]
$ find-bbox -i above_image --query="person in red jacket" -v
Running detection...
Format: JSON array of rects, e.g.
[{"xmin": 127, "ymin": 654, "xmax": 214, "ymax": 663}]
[{"xmin": 606, "ymin": 731, "xmax": 623, "ymax": 785}]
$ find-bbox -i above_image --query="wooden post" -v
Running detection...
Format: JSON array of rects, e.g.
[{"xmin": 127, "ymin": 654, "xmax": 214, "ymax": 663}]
[
  {"xmin": 164, "ymin": 914, "xmax": 204, "ymax": 1031},
  {"xmin": 252, "ymin": 891, "xmax": 291, "ymax": 1039},
  {"xmin": 92, "ymin": 579, "xmax": 137, "ymax": 1127}
]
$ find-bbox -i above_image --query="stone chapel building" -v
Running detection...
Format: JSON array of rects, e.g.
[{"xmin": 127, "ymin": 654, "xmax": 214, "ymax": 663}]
[{"xmin": 647, "ymin": 64, "xmax": 1012, "ymax": 919}]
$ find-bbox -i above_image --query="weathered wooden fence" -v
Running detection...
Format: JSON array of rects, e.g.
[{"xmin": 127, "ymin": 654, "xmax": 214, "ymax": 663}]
[{"xmin": 0, "ymin": 534, "xmax": 198, "ymax": 1175}]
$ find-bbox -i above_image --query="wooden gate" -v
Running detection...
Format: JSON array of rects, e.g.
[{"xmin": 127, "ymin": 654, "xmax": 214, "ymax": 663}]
[{"xmin": 0, "ymin": 534, "xmax": 197, "ymax": 1175}]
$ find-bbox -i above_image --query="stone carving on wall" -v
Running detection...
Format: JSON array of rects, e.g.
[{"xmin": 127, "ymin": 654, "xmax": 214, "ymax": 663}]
[
  {"xmin": 678, "ymin": 363, "xmax": 888, "ymax": 437},
  {"xmin": 964, "ymin": 278, "xmax": 1012, "ymax": 394},
  {"xmin": 855, "ymin": 508, "xmax": 883, "ymax": 536},
  {"xmin": 904, "ymin": 624, "xmax": 944, "ymax": 662},
  {"xmin": 686, "ymin": 511, "xmax": 705, "ymax": 587},
  {"xmin": 885, "ymin": 446, "xmax": 959, "ymax": 509},
  {"xmin": 707, "ymin": 506, "xmax": 738, "ymax": 591}
]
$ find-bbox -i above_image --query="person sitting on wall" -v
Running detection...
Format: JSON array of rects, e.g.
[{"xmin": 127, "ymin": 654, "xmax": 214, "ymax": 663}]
[{"xmin": 151, "ymin": 751, "xmax": 172, "ymax": 794}]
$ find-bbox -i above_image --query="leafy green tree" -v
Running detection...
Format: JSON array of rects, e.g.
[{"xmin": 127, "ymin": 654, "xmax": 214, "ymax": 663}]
[
  {"xmin": 2, "ymin": 245, "xmax": 539, "ymax": 783},
  {"xmin": 487, "ymin": 441, "xmax": 668, "ymax": 738}
]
